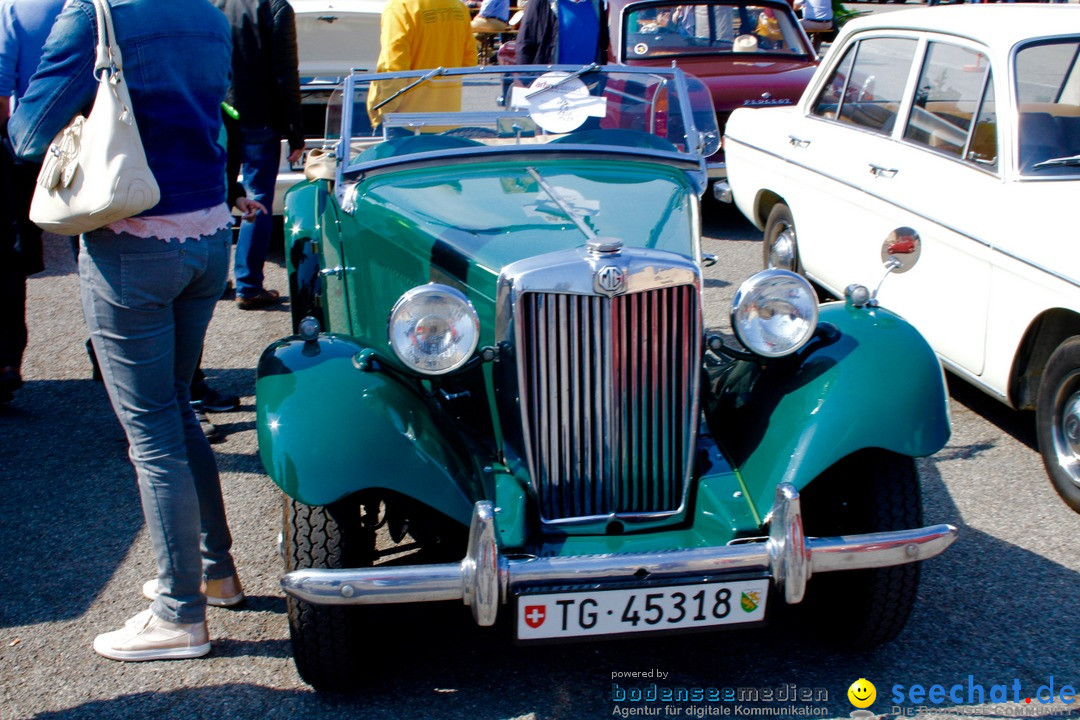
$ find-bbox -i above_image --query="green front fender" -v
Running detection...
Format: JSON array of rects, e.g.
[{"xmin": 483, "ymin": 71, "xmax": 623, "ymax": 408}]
[
  {"xmin": 708, "ymin": 301, "xmax": 951, "ymax": 518},
  {"xmin": 256, "ymin": 335, "xmax": 478, "ymax": 525}
]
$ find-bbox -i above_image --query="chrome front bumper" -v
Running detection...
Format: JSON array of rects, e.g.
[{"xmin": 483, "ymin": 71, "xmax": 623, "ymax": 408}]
[{"xmin": 281, "ymin": 483, "xmax": 957, "ymax": 627}]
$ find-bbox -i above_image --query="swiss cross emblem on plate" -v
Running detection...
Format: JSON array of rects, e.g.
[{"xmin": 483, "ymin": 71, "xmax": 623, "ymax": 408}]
[{"xmin": 523, "ymin": 604, "xmax": 546, "ymax": 628}]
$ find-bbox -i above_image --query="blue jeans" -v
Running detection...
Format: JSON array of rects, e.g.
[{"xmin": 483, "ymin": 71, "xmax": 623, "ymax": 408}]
[
  {"xmin": 234, "ymin": 125, "xmax": 280, "ymax": 300},
  {"xmin": 79, "ymin": 226, "xmax": 236, "ymax": 624}
]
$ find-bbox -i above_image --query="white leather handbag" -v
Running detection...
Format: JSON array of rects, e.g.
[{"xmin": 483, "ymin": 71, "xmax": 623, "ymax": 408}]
[{"xmin": 29, "ymin": 0, "xmax": 159, "ymax": 235}]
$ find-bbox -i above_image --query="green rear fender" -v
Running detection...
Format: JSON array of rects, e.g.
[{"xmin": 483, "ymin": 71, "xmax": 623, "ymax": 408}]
[
  {"xmin": 283, "ymin": 180, "xmax": 320, "ymax": 279},
  {"xmin": 283, "ymin": 181, "xmax": 327, "ymax": 332},
  {"xmin": 256, "ymin": 334, "xmax": 478, "ymax": 525},
  {"xmin": 708, "ymin": 302, "xmax": 951, "ymax": 517}
]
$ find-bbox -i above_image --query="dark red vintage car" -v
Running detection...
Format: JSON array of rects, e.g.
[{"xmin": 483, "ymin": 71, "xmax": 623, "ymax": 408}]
[{"xmin": 499, "ymin": 0, "xmax": 818, "ymax": 176}]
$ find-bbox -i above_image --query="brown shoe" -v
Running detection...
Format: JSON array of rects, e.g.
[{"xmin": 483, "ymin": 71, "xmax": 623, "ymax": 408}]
[
  {"xmin": 143, "ymin": 575, "xmax": 245, "ymax": 608},
  {"xmin": 235, "ymin": 288, "xmax": 281, "ymax": 310},
  {"xmin": 203, "ymin": 575, "xmax": 245, "ymax": 606}
]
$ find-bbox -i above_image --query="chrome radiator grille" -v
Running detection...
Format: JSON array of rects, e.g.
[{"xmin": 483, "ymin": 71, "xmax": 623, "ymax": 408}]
[{"xmin": 517, "ymin": 284, "xmax": 701, "ymax": 522}]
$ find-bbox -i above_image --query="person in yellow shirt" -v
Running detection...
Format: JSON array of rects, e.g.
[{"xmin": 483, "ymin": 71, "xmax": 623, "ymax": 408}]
[{"xmin": 367, "ymin": 0, "xmax": 478, "ymax": 128}]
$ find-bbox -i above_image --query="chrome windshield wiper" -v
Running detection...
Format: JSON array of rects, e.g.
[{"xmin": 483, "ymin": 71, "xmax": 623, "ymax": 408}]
[
  {"xmin": 371, "ymin": 66, "xmax": 447, "ymax": 112},
  {"xmin": 1032, "ymin": 154, "xmax": 1080, "ymax": 169},
  {"xmin": 525, "ymin": 63, "xmax": 601, "ymax": 99}
]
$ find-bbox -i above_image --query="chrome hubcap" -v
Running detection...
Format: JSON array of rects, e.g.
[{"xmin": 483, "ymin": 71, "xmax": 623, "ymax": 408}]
[
  {"xmin": 1052, "ymin": 382, "xmax": 1080, "ymax": 489},
  {"xmin": 768, "ymin": 225, "xmax": 796, "ymax": 270}
]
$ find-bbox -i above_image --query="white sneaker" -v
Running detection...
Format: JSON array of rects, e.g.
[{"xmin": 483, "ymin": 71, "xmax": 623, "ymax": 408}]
[{"xmin": 93, "ymin": 609, "xmax": 210, "ymax": 661}]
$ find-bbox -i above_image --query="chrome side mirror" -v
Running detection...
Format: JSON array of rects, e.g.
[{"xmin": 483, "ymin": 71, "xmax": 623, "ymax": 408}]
[
  {"xmin": 849, "ymin": 228, "xmax": 922, "ymax": 309},
  {"xmin": 879, "ymin": 227, "xmax": 921, "ymax": 273}
]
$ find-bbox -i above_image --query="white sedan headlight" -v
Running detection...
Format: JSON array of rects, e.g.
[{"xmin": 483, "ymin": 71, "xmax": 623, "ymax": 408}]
[
  {"xmin": 731, "ymin": 270, "xmax": 818, "ymax": 358},
  {"xmin": 388, "ymin": 284, "xmax": 480, "ymax": 374}
]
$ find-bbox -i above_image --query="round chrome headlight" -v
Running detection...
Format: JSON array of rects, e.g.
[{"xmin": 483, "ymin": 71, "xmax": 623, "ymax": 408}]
[
  {"xmin": 731, "ymin": 270, "xmax": 818, "ymax": 358},
  {"xmin": 388, "ymin": 284, "xmax": 480, "ymax": 374}
]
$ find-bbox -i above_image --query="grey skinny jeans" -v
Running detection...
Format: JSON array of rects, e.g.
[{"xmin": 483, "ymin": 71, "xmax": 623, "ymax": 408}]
[{"xmin": 79, "ymin": 225, "xmax": 236, "ymax": 624}]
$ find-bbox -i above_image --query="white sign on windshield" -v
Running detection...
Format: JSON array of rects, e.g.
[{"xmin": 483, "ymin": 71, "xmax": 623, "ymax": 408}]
[{"xmin": 511, "ymin": 72, "xmax": 608, "ymax": 134}]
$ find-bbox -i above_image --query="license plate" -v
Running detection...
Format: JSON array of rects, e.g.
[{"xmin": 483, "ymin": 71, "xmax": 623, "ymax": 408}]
[{"xmin": 516, "ymin": 579, "xmax": 768, "ymax": 640}]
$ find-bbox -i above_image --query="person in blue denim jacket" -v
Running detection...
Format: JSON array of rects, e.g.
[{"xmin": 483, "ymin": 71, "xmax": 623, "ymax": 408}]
[{"xmin": 9, "ymin": 0, "xmax": 244, "ymax": 661}]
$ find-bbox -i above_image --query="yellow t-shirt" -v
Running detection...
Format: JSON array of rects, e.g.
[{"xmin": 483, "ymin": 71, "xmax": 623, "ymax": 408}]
[{"xmin": 367, "ymin": 0, "xmax": 479, "ymax": 126}]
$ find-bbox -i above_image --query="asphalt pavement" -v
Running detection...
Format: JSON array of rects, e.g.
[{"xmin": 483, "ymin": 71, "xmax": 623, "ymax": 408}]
[{"xmin": 1, "ymin": 207, "xmax": 1078, "ymax": 720}]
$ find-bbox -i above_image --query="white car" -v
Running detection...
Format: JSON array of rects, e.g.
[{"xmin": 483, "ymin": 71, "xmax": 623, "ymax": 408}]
[
  {"xmin": 273, "ymin": 0, "xmax": 385, "ymax": 214},
  {"xmin": 722, "ymin": 5, "xmax": 1080, "ymax": 512}
]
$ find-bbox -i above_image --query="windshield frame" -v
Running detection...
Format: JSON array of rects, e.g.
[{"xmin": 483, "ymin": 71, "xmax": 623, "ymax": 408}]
[{"xmin": 331, "ymin": 64, "xmax": 719, "ymax": 178}]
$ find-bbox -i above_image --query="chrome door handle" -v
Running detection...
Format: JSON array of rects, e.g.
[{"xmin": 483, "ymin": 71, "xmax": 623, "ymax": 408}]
[
  {"xmin": 319, "ymin": 266, "xmax": 356, "ymax": 277},
  {"xmin": 869, "ymin": 164, "xmax": 898, "ymax": 178},
  {"xmin": 788, "ymin": 135, "xmax": 811, "ymax": 148}
]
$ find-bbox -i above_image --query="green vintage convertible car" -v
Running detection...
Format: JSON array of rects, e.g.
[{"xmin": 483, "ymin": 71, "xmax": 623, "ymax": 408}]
[{"xmin": 256, "ymin": 64, "xmax": 957, "ymax": 689}]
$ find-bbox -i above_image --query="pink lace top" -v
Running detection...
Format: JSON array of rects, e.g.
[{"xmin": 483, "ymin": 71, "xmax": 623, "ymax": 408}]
[{"xmin": 105, "ymin": 204, "xmax": 234, "ymax": 242}]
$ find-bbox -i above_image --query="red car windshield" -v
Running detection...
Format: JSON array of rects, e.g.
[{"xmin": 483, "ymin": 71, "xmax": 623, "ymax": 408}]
[{"xmin": 623, "ymin": 2, "xmax": 805, "ymax": 59}]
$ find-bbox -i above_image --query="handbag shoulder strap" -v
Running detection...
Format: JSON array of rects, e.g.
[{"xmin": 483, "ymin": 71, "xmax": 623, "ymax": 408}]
[{"xmin": 91, "ymin": 0, "xmax": 123, "ymax": 76}]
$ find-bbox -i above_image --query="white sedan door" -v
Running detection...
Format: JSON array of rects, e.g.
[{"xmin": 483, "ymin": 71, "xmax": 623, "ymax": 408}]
[{"xmin": 859, "ymin": 38, "xmax": 998, "ymax": 377}]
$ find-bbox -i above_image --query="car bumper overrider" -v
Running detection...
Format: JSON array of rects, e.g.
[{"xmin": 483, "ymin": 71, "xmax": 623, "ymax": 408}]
[{"xmin": 280, "ymin": 483, "xmax": 957, "ymax": 626}]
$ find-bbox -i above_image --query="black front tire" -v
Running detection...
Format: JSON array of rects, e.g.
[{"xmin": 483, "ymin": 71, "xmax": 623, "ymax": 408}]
[
  {"xmin": 284, "ymin": 497, "xmax": 374, "ymax": 690},
  {"xmin": 283, "ymin": 493, "xmax": 469, "ymax": 689},
  {"xmin": 797, "ymin": 450, "xmax": 923, "ymax": 649},
  {"xmin": 1036, "ymin": 337, "xmax": 1080, "ymax": 513},
  {"xmin": 762, "ymin": 202, "xmax": 800, "ymax": 273}
]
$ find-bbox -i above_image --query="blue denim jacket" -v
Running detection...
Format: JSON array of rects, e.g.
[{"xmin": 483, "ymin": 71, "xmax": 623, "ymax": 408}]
[{"xmin": 8, "ymin": 0, "xmax": 232, "ymax": 217}]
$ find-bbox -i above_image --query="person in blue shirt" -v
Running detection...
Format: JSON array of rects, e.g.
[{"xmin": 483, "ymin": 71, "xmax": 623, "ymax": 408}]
[
  {"xmin": 0, "ymin": 0, "xmax": 66, "ymax": 112},
  {"xmin": 517, "ymin": 0, "xmax": 608, "ymax": 66},
  {"xmin": 0, "ymin": 0, "xmax": 65, "ymax": 404},
  {"xmin": 471, "ymin": 0, "xmax": 510, "ymax": 32}
]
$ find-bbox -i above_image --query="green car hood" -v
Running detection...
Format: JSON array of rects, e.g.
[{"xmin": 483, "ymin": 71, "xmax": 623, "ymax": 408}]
[{"xmin": 337, "ymin": 157, "xmax": 699, "ymax": 350}]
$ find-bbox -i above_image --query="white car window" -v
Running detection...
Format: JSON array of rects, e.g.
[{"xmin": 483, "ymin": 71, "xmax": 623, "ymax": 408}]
[
  {"xmin": 811, "ymin": 42, "xmax": 855, "ymax": 119},
  {"xmin": 903, "ymin": 42, "xmax": 996, "ymax": 170},
  {"xmin": 969, "ymin": 78, "xmax": 998, "ymax": 169},
  {"xmin": 1015, "ymin": 39, "xmax": 1080, "ymax": 176},
  {"xmin": 810, "ymin": 36, "xmax": 917, "ymax": 135}
]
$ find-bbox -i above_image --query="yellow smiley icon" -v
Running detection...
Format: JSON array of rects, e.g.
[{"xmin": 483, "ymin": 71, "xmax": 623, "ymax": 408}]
[{"xmin": 848, "ymin": 678, "xmax": 876, "ymax": 709}]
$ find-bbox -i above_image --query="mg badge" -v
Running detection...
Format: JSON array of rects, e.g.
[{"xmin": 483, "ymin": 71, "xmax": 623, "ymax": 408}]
[{"xmin": 595, "ymin": 265, "xmax": 626, "ymax": 295}]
